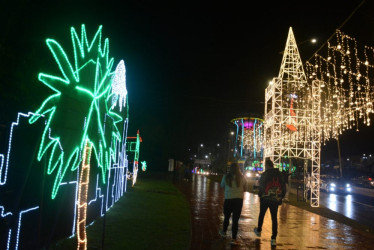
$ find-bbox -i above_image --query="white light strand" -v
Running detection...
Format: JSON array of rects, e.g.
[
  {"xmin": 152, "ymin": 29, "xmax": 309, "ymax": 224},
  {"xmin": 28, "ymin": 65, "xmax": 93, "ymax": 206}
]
[{"xmin": 111, "ymin": 60, "xmax": 127, "ymax": 111}]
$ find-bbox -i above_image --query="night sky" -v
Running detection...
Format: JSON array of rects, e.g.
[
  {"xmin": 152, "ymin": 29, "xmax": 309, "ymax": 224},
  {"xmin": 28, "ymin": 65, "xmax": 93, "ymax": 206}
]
[{"xmin": 1, "ymin": 0, "xmax": 374, "ymax": 170}]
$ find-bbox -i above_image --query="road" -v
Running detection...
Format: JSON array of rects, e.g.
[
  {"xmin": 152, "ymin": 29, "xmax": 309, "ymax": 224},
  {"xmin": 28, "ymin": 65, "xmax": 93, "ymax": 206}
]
[
  {"xmin": 319, "ymin": 190, "xmax": 374, "ymax": 231},
  {"xmin": 289, "ymin": 183, "xmax": 374, "ymax": 231}
]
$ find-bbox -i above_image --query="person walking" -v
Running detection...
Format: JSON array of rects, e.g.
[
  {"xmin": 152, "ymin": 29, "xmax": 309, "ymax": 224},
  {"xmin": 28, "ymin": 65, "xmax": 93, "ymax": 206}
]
[
  {"xmin": 254, "ymin": 159, "xmax": 286, "ymax": 247},
  {"xmin": 219, "ymin": 162, "xmax": 246, "ymax": 246}
]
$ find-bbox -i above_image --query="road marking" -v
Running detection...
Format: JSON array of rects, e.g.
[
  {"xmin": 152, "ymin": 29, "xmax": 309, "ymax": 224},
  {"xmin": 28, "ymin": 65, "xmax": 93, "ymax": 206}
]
[{"xmin": 352, "ymin": 201, "xmax": 374, "ymax": 208}]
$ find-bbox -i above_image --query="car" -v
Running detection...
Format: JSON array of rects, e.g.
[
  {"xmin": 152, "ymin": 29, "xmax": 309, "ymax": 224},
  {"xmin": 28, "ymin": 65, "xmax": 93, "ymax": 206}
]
[
  {"xmin": 352, "ymin": 176, "xmax": 374, "ymax": 188},
  {"xmin": 243, "ymin": 170, "xmax": 261, "ymax": 190},
  {"xmin": 244, "ymin": 170, "xmax": 260, "ymax": 179},
  {"xmin": 320, "ymin": 177, "xmax": 352, "ymax": 194}
]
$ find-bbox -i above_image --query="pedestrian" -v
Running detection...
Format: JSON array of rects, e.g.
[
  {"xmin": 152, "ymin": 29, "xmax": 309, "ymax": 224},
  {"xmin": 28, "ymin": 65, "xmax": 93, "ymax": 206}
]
[
  {"xmin": 254, "ymin": 159, "xmax": 286, "ymax": 247},
  {"xmin": 219, "ymin": 162, "xmax": 246, "ymax": 246}
]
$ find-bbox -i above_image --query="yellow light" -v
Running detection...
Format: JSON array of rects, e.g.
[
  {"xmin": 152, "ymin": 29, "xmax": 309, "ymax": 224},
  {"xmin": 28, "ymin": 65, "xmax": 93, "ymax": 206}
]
[{"xmin": 77, "ymin": 140, "xmax": 93, "ymax": 250}]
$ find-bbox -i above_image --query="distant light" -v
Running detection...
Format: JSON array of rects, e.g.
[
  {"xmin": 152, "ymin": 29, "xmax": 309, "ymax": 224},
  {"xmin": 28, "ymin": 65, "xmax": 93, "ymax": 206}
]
[
  {"xmin": 230, "ymin": 131, "xmax": 234, "ymax": 135},
  {"xmin": 200, "ymin": 144, "xmax": 204, "ymax": 147},
  {"xmin": 311, "ymin": 38, "xmax": 317, "ymax": 43},
  {"xmin": 245, "ymin": 172, "xmax": 251, "ymax": 178},
  {"xmin": 269, "ymin": 81, "xmax": 273, "ymax": 85},
  {"xmin": 205, "ymin": 155, "xmax": 208, "ymax": 159},
  {"xmin": 217, "ymin": 143, "xmax": 220, "ymax": 147}
]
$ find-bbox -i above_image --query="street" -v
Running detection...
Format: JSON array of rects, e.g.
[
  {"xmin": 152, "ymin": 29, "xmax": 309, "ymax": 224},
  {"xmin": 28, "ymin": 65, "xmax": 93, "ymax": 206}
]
[
  {"xmin": 176, "ymin": 174, "xmax": 374, "ymax": 249},
  {"xmin": 320, "ymin": 191, "xmax": 374, "ymax": 231}
]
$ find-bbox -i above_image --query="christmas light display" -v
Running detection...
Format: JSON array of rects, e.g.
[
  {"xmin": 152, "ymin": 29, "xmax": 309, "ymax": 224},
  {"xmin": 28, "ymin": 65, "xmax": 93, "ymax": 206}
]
[
  {"xmin": 264, "ymin": 27, "xmax": 374, "ymax": 207},
  {"xmin": 230, "ymin": 117, "xmax": 264, "ymax": 169},
  {"xmin": 111, "ymin": 60, "xmax": 127, "ymax": 111},
  {"xmin": 264, "ymin": 27, "xmax": 321, "ymax": 207},
  {"xmin": 141, "ymin": 161, "xmax": 147, "ymax": 171},
  {"xmin": 306, "ymin": 30, "xmax": 374, "ymax": 140},
  {"xmin": 77, "ymin": 140, "xmax": 92, "ymax": 250},
  {"xmin": 126, "ymin": 130, "xmax": 142, "ymax": 186},
  {"xmin": 0, "ymin": 25, "xmax": 130, "ymax": 249}
]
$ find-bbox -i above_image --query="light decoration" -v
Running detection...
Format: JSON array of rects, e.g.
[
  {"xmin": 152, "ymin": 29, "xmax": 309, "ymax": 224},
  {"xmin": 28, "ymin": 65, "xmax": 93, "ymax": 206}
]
[
  {"xmin": 77, "ymin": 140, "xmax": 92, "ymax": 250},
  {"xmin": 141, "ymin": 161, "xmax": 147, "ymax": 171},
  {"xmin": 306, "ymin": 29, "xmax": 374, "ymax": 140},
  {"xmin": 230, "ymin": 117, "xmax": 264, "ymax": 162},
  {"xmin": 111, "ymin": 60, "xmax": 127, "ymax": 111},
  {"xmin": 28, "ymin": 24, "xmax": 123, "ymax": 200},
  {"xmin": 126, "ymin": 130, "xmax": 142, "ymax": 186},
  {"xmin": 0, "ymin": 112, "xmax": 43, "ymax": 185},
  {"xmin": 264, "ymin": 27, "xmax": 374, "ymax": 207},
  {"xmin": 28, "ymin": 24, "xmax": 126, "ymax": 250},
  {"xmin": 264, "ymin": 27, "xmax": 321, "ymax": 207},
  {"xmin": 0, "ymin": 25, "xmax": 130, "ymax": 249}
]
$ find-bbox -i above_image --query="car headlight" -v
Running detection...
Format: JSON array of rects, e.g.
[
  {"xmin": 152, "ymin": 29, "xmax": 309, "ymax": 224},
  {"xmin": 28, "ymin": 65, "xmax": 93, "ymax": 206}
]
[
  {"xmin": 346, "ymin": 184, "xmax": 350, "ymax": 187},
  {"xmin": 330, "ymin": 183, "xmax": 336, "ymax": 187},
  {"xmin": 370, "ymin": 181, "xmax": 374, "ymax": 185}
]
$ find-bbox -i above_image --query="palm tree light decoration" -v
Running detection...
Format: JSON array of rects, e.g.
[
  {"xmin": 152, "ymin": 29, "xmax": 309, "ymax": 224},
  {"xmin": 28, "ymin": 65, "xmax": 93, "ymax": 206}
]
[{"xmin": 29, "ymin": 24, "xmax": 125, "ymax": 249}]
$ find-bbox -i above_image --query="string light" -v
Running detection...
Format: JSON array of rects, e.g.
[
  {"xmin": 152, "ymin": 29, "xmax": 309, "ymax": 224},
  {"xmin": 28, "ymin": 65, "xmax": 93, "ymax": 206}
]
[
  {"xmin": 126, "ymin": 130, "xmax": 142, "ymax": 186},
  {"xmin": 77, "ymin": 140, "xmax": 92, "ymax": 250},
  {"xmin": 306, "ymin": 29, "xmax": 374, "ymax": 139},
  {"xmin": 230, "ymin": 117, "xmax": 264, "ymax": 161},
  {"xmin": 0, "ymin": 25, "xmax": 130, "ymax": 250},
  {"xmin": 264, "ymin": 27, "xmax": 321, "ymax": 207},
  {"xmin": 265, "ymin": 27, "xmax": 374, "ymax": 208},
  {"xmin": 111, "ymin": 60, "xmax": 127, "ymax": 111},
  {"xmin": 141, "ymin": 161, "xmax": 147, "ymax": 171},
  {"xmin": 13, "ymin": 206, "xmax": 39, "ymax": 250}
]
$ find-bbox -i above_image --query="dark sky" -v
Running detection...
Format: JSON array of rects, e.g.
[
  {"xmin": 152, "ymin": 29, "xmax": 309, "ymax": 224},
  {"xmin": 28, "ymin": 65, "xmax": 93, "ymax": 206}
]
[{"xmin": 1, "ymin": 0, "xmax": 374, "ymax": 170}]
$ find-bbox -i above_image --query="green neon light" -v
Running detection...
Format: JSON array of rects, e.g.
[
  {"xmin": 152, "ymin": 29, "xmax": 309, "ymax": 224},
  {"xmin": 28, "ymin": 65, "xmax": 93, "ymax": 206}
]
[{"xmin": 29, "ymin": 24, "xmax": 123, "ymax": 199}]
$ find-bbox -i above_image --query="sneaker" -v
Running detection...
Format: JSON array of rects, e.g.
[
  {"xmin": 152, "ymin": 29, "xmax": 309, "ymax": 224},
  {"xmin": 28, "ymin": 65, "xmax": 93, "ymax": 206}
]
[
  {"xmin": 218, "ymin": 230, "xmax": 226, "ymax": 238},
  {"xmin": 253, "ymin": 227, "xmax": 261, "ymax": 237},
  {"xmin": 271, "ymin": 239, "xmax": 276, "ymax": 246},
  {"xmin": 230, "ymin": 239, "xmax": 240, "ymax": 246}
]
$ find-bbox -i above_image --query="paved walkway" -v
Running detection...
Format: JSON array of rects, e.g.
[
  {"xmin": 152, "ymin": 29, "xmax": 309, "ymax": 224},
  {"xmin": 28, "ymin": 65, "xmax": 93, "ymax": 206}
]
[{"xmin": 175, "ymin": 174, "xmax": 374, "ymax": 249}]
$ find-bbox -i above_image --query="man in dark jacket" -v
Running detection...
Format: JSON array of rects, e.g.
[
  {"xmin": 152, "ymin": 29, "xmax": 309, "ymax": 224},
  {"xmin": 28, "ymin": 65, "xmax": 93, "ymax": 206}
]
[{"xmin": 253, "ymin": 159, "xmax": 286, "ymax": 247}]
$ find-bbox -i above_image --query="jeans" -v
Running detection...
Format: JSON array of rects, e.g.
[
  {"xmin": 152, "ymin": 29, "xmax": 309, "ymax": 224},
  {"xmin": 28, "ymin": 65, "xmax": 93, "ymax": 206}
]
[
  {"xmin": 223, "ymin": 198, "xmax": 243, "ymax": 239},
  {"xmin": 257, "ymin": 198, "xmax": 279, "ymax": 239}
]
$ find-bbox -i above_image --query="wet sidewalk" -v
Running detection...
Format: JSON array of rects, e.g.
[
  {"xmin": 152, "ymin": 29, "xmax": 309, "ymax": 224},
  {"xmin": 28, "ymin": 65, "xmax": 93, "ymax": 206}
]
[{"xmin": 175, "ymin": 174, "xmax": 374, "ymax": 249}]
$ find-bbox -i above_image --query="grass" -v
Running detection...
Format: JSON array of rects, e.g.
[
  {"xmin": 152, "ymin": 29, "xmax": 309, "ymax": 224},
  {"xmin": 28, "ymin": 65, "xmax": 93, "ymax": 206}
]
[
  {"xmin": 50, "ymin": 172, "xmax": 191, "ymax": 250},
  {"xmin": 208, "ymin": 174, "xmax": 374, "ymax": 235}
]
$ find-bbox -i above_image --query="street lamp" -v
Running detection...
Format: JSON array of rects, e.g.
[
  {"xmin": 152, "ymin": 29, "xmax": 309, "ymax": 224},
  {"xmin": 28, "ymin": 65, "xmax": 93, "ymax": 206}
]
[
  {"xmin": 280, "ymin": 38, "xmax": 317, "ymax": 54},
  {"xmin": 298, "ymin": 38, "xmax": 317, "ymax": 46},
  {"xmin": 198, "ymin": 144, "xmax": 204, "ymax": 159}
]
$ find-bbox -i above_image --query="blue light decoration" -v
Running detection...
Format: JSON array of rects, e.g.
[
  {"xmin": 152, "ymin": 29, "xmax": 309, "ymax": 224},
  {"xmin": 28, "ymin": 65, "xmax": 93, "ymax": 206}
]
[
  {"xmin": 0, "ymin": 25, "xmax": 132, "ymax": 249},
  {"xmin": 230, "ymin": 117, "xmax": 264, "ymax": 171}
]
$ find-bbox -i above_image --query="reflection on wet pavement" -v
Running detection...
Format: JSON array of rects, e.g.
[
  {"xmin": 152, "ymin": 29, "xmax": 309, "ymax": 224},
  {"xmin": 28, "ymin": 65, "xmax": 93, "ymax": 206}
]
[
  {"xmin": 175, "ymin": 174, "xmax": 374, "ymax": 249},
  {"xmin": 320, "ymin": 192, "xmax": 374, "ymax": 230}
]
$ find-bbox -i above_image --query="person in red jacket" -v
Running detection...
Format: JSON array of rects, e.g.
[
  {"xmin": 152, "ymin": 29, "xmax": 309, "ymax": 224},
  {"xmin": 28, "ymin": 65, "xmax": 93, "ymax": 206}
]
[{"xmin": 254, "ymin": 159, "xmax": 286, "ymax": 247}]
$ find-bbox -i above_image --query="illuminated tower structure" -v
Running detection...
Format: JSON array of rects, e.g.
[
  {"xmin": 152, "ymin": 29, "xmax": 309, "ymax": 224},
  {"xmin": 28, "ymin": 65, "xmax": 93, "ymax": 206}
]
[
  {"xmin": 263, "ymin": 27, "xmax": 321, "ymax": 207},
  {"xmin": 230, "ymin": 117, "xmax": 264, "ymax": 171}
]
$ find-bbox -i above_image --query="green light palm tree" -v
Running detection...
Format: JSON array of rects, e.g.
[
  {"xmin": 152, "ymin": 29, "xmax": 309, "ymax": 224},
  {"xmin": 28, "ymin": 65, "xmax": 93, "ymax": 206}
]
[{"xmin": 29, "ymin": 25, "xmax": 124, "ymax": 249}]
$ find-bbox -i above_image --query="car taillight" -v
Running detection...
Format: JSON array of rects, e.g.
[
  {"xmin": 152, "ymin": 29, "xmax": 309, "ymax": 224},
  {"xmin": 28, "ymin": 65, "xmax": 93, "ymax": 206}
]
[{"xmin": 369, "ymin": 178, "xmax": 372, "ymax": 181}]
